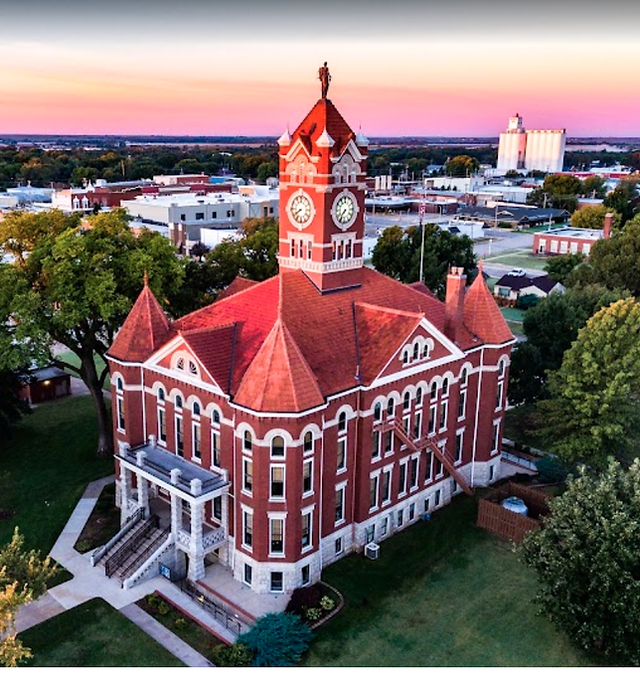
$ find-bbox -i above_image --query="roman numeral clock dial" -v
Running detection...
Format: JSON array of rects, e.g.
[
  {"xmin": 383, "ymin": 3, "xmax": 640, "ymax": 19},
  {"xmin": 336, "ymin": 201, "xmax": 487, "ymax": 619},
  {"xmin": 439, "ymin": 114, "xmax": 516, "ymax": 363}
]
[
  {"xmin": 332, "ymin": 191, "xmax": 358, "ymax": 230},
  {"xmin": 287, "ymin": 191, "xmax": 314, "ymax": 229}
]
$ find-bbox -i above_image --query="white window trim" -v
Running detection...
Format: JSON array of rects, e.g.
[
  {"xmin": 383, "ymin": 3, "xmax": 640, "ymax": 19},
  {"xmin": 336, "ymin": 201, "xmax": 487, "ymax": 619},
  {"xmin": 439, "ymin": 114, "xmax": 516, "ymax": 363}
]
[
  {"xmin": 268, "ymin": 514, "xmax": 286, "ymax": 557},
  {"xmin": 302, "ymin": 457, "xmax": 314, "ymax": 497},
  {"xmin": 335, "ymin": 482, "xmax": 347, "ymax": 526},
  {"xmin": 269, "ymin": 464, "xmax": 286, "ymax": 502},
  {"xmin": 242, "ymin": 457, "xmax": 253, "ymax": 496}
]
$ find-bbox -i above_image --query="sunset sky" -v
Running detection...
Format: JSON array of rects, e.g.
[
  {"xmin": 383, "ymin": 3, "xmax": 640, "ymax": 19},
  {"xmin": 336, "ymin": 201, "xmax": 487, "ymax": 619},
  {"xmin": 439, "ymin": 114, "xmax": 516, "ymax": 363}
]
[{"xmin": 1, "ymin": 1, "xmax": 638, "ymax": 138}]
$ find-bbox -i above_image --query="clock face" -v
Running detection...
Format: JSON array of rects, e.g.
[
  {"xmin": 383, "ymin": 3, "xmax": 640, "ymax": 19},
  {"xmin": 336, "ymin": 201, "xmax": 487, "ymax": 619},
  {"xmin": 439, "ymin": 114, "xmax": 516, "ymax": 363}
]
[
  {"xmin": 289, "ymin": 194, "xmax": 312, "ymax": 226},
  {"xmin": 332, "ymin": 191, "xmax": 358, "ymax": 230}
]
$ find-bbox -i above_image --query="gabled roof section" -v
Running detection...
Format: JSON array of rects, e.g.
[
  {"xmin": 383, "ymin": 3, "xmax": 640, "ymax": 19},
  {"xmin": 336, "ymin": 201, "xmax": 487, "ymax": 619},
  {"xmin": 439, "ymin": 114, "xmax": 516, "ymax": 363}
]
[
  {"xmin": 180, "ymin": 324, "xmax": 236, "ymax": 393},
  {"xmin": 234, "ymin": 317, "xmax": 324, "ymax": 413},
  {"xmin": 216, "ymin": 276, "xmax": 259, "ymax": 302},
  {"xmin": 290, "ymin": 99, "xmax": 356, "ymax": 159},
  {"xmin": 354, "ymin": 302, "xmax": 423, "ymax": 385},
  {"xmin": 108, "ymin": 284, "xmax": 170, "ymax": 362},
  {"xmin": 464, "ymin": 272, "xmax": 514, "ymax": 345}
]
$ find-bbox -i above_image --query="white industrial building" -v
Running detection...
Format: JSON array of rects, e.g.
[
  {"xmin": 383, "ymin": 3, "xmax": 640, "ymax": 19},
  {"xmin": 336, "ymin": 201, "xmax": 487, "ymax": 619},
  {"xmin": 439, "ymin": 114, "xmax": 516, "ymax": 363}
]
[
  {"xmin": 121, "ymin": 185, "xmax": 279, "ymax": 252},
  {"xmin": 497, "ymin": 114, "xmax": 566, "ymax": 174}
]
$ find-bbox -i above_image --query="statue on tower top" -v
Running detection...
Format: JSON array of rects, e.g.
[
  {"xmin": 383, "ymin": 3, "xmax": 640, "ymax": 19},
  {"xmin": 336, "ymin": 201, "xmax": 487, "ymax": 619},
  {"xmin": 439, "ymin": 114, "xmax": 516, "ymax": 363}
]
[{"xmin": 319, "ymin": 62, "xmax": 331, "ymax": 99}]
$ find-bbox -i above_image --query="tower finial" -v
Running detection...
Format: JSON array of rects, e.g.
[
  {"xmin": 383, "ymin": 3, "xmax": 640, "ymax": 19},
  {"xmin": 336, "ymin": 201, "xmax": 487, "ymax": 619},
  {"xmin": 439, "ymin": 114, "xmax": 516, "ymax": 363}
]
[{"xmin": 319, "ymin": 62, "xmax": 331, "ymax": 99}]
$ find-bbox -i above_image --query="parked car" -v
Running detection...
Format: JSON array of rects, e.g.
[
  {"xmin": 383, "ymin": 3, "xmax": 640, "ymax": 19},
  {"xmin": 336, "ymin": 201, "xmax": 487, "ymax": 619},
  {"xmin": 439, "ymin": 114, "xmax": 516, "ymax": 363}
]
[{"xmin": 507, "ymin": 268, "xmax": 526, "ymax": 277}]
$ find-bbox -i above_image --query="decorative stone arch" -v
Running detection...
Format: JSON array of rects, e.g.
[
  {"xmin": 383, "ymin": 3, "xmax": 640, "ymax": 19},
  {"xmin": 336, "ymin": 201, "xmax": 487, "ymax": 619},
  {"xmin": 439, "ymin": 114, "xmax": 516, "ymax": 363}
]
[
  {"xmin": 168, "ymin": 387, "xmax": 185, "ymax": 409},
  {"xmin": 204, "ymin": 401, "xmax": 223, "ymax": 426},
  {"xmin": 264, "ymin": 427, "xmax": 295, "ymax": 448},
  {"xmin": 151, "ymin": 380, "xmax": 168, "ymax": 402},
  {"xmin": 186, "ymin": 394, "xmax": 203, "ymax": 417},
  {"xmin": 497, "ymin": 353, "xmax": 511, "ymax": 377},
  {"xmin": 111, "ymin": 371, "xmax": 125, "ymax": 392},
  {"xmin": 458, "ymin": 362, "xmax": 473, "ymax": 386}
]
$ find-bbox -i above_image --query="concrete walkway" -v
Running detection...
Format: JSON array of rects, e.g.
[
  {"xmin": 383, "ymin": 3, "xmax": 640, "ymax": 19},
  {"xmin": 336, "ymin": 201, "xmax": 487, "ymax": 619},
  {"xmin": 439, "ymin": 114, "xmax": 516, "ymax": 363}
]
[{"xmin": 13, "ymin": 475, "xmax": 229, "ymax": 667}]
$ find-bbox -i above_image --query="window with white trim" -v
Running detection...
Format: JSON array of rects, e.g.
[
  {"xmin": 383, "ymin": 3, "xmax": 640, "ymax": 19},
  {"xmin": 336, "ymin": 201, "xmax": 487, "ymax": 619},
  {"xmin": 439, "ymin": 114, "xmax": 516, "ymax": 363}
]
[
  {"xmin": 175, "ymin": 415, "xmax": 184, "ymax": 457},
  {"xmin": 117, "ymin": 396, "xmax": 125, "ymax": 432},
  {"xmin": 243, "ymin": 430, "xmax": 252, "ymax": 453},
  {"xmin": 158, "ymin": 406, "xmax": 166, "ymax": 444},
  {"xmin": 243, "ymin": 563, "xmax": 252, "ymax": 585},
  {"xmin": 381, "ymin": 469, "xmax": 391, "ymax": 505},
  {"xmin": 271, "ymin": 435, "xmax": 285, "ymax": 458},
  {"xmin": 270, "ymin": 465, "xmax": 285, "ymax": 499},
  {"xmin": 242, "ymin": 509, "xmax": 253, "ymax": 549},
  {"xmin": 337, "ymin": 437, "xmax": 347, "ymax": 472},
  {"xmin": 492, "ymin": 420, "xmax": 501, "ymax": 454},
  {"xmin": 428, "ymin": 405, "xmax": 436, "ymax": 434},
  {"xmin": 270, "ymin": 571, "xmax": 284, "ymax": 593},
  {"xmin": 269, "ymin": 517, "xmax": 285, "ymax": 555},
  {"xmin": 303, "ymin": 431, "xmax": 314, "ymax": 454},
  {"xmin": 335, "ymin": 485, "xmax": 346, "ymax": 524},
  {"xmin": 455, "ymin": 430, "xmax": 464, "ymax": 463},
  {"xmin": 302, "ymin": 459, "xmax": 313, "ymax": 495},
  {"xmin": 301, "ymin": 564, "xmax": 310, "ymax": 585},
  {"xmin": 384, "ymin": 431, "xmax": 393, "ymax": 455},
  {"xmin": 242, "ymin": 458, "xmax": 253, "ymax": 493},
  {"xmin": 301, "ymin": 510, "xmax": 312, "ymax": 549},
  {"xmin": 410, "ymin": 455, "xmax": 419, "ymax": 490},
  {"xmin": 192, "ymin": 422, "xmax": 201, "ymax": 461},
  {"xmin": 439, "ymin": 401, "xmax": 448, "ymax": 432},
  {"xmin": 458, "ymin": 389, "xmax": 467, "ymax": 420},
  {"xmin": 403, "ymin": 391, "xmax": 411, "ymax": 412},
  {"xmin": 398, "ymin": 460, "xmax": 408, "ymax": 496},
  {"xmin": 413, "ymin": 411, "xmax": 422, "ymax": 440},
  {"xmin": 424, "ymin": 449, "xmax": 433, "ymax": 483},
  {"xmin": 372, "ymin": 430, "xmax": 381, "ymax": 460},
  {"xmin": 496, "ymin": 381, "xmax": 504, "ymax": 411},
  {"xmin": 211, "ymin": 430, "xmax": 220, "ymax": 469},
  {"xmin": 369, "ymin": 472, "xmax": 379, "ymax": 510}
]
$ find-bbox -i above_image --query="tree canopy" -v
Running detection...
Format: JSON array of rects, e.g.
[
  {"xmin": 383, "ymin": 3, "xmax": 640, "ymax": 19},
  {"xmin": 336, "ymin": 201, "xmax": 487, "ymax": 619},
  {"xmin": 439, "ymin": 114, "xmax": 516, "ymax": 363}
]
[
  {"xmin": 371, "ymin": 223, "xmax": 476, "ymax": 298},
  {"xmin": 534, "ymin": 297, "xmax": 640, "ymax": 469},
  {"xmin": 603, "ymin": 178, "xmax": 638, "ymax": 225},
  {"xmin": 568, "ymin": 214, "xmax": 640, "ymax": 296},
  {"xmin": 521, "ymin": 459, "xmax": 640, "ymax": 665},
  {"xmin": 528, "ymin": 174, "xmax": 584, "ymax": 213},
  {"xmin": 0, "ymin": 528, "xmax": 56, "ymax": 667},
  {"xmin": 570, "ymin": 205, "xmax": 621, "ymax": 232},
  {"xmin": 544, "ymin": 252, "xmax": 585, "ymax": 285},
  {"xmin": 0, "ymin": 209, "xmax": 184, "ymax": 456},
  {"xmin": 444, "ymin": 155, "xmax": 479, "ymax": 178},
  {"xmin": 508, "ymin": 285, "xmax": 625, "ymax": 406}
]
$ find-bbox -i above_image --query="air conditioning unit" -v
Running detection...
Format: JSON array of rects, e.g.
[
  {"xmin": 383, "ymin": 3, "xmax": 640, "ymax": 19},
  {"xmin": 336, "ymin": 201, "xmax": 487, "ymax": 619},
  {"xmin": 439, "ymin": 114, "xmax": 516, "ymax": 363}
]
[{"xmin": 364, "ymin": 542, "xmax": 380, "ymax": 560}]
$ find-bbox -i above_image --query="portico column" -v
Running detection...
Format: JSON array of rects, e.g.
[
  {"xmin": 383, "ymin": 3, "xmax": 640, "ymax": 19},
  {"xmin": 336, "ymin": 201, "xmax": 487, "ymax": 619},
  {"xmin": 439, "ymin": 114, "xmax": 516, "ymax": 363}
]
[
  {"xmin": 136, "ymin": 451, "xmax": 150, "ymax": 519},
  {"xmin": 120, "ymin": 465, "xmax": 133, "ymax": 525},
  {"xmin": 188, "ymin": 500, "xmax": 205, "ymax": 581}
]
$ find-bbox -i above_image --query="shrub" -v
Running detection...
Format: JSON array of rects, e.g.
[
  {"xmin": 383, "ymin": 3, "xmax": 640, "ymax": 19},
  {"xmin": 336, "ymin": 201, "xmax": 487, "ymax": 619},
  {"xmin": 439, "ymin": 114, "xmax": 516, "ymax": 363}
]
[
  {"xmin": 174, "ymin": 618, "xmax": 187, "ymax": 630},
  {"xmin": 305, "ymin": 607, "xmax": 322, "ymax": 621},
  {"xmin": 285, "ymin": 583, "xmax": 322, "ymax": 616},
  {"xmin": 536, "ymin": 456, "xmax": 571, "ymax": 484},
  {"xmin": 319, "ymin": 596, "xmax": 335, "ymax": 611},
  {"xmin": 211, "ymin": 643, "xmax": 253, "ymax": 667},
  {"xmin": 157, "ymin": 601, "xmax": 170, "ymax": 616},
  {"xmin": 237, "ymin": 612, "xmax": 313, "ymax": 667}
]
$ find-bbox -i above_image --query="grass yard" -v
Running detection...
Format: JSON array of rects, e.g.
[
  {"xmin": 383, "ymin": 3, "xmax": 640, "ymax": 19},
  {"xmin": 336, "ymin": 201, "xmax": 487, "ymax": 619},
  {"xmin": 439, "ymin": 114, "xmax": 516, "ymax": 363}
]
[
  {"xmin": 0, "ymin": 395, "xmax": 114, "ymax": 553},
  {"xmin": 306, "ymin": 496, "xmax": 592, "ymax": 667},
  {"xmin": 500, "ymin": 305, "xmax": 525, "ymax": 336},
  {"xmin": 485, "ymin": 250, "xmax": 549, "ymax": 272},
  {"xmin": 20, "ymin": 598, "xmax": 184, "ymax": 667}
]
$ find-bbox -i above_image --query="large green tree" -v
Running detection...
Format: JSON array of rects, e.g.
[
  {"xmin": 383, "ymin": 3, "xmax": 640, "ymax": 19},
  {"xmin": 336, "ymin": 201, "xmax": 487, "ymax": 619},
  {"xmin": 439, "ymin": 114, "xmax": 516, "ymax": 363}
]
[
  {"xmin": 569, "ymin": 214, "xmax": 640, "ymax": 295},
  {"xmin": 372, "ymin": 223, "xmax": 476, "ymax": 298},
  {"xmin": 0, "ymin": 209, "xmax": 184, "ymax": 457},
  {"xmin": 0, "ymin": 370, "xmax": 31, "ymax": 445},
  {"xmin": 603, "ymin": 178, "xmax": 638, "ymax": 225},
  {"xmin": 444, "ymin": 155, "xmax": 479, "ymax": 178},
  {"xmin": 0, "ymin": 528, "xmax": 56, "ymax": 667},
  {"xmin": 570, "ymin": 205, "xmax": 621, "ymax": 232},
  {"xmin": 528, "ymin": 174, "xmax": 584, "ymax": 213},
  {"xmin": 508, "ymin": 285, "xmax": 625, "ymax": 406},
  {"xmin": 521, "ymin": 459, "xmax": 640, "ymax": 665},
  {"xmin": 534, "ymin": 298, "xmax": 640, "ymax": 469}
]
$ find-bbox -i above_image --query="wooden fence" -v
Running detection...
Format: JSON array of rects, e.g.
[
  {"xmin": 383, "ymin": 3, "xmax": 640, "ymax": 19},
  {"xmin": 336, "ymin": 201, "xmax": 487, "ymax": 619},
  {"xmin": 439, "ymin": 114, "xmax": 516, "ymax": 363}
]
[{"xmin": 477, "ymin": 482, "xmax": 551, "ymax": 543}]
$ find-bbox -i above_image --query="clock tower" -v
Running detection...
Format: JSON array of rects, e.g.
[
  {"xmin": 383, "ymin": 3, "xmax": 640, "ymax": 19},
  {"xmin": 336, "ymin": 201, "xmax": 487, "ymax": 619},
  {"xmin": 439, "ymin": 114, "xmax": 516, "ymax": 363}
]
[{"xmin": 278, "ymin": 64, "xmax": 369, "ymax": 292}]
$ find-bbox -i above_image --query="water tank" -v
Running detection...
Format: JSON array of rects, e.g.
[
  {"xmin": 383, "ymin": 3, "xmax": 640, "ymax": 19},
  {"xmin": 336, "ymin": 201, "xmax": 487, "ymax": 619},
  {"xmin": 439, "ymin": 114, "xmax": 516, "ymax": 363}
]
[{"xmin": 501, "ymin": 496, "xmax": 528, "ymax": 516}]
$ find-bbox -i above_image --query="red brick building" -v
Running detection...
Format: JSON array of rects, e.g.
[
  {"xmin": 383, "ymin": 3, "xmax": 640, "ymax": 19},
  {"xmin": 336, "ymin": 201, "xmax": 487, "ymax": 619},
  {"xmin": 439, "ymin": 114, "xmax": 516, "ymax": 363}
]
[{"xmin": 106, "ymin": 87, "xmax": 515, "ymax": 594}]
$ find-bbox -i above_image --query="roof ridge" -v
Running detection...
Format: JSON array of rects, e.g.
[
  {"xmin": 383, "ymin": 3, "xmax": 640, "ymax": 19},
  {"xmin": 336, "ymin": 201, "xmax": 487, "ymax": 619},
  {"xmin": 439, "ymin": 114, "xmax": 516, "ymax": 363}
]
[{"xmin": 355, "ymin": 300, "xmax": 424, "ymax": 320}]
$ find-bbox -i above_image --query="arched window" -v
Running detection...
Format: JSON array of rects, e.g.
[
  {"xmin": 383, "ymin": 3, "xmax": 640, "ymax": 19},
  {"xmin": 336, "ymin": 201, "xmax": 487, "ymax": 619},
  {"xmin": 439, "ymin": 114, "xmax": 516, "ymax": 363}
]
[
  {"xmin": 430, "ymin": 383, "xmax": 438, "ymax": 401},
  {"xmin": 387, "ymin": 398, "xmax": 395, "ymax": 417},
  {"xmin": 175, "ymin": 395, "xmax": 183, "ymax": 409},
  {"xmin": 192, "ymin": 402, "xmax": 201, "ymax": 417},
  {"xmin": 422, "ymin": 342, "xmax": 431, "ymax": 359},
  {"xmin": 403, "ymin": 350, "xmax": 409, "ymax": 364},
  {"xmin": 412, "ymin": 342, "xmax": 419, "ymax": 361},
  {"xmin": 188, "ymin": 360, "xmax": 197, "ymax": 375},
  {"xmin": 416, "ymin": 387, "xmax": 423, "ymax": 405},
  {"xmin": 116, "ymin": 377, "xmax": 123, "ymax": 391},
  {"xmin": 303, "ymin": 431, "xmax": 313, "ymax": 453},
  {"xmin": 243, "ymin": 430, "xmax": 252, "ymax": 452},
  {"xmin": 176, "ymin": 357, "xmax": 185, "ymax": 371},
  {"xmin": 158, "ymin": 387, "xmax": 165, "ymax": 401},
  {"xmin": 461, "ymin": 367, "xmax": 469, "ymax": 386},
  {"xmin": 499, "ymin": 359, "xmax": 506, "ymax": 378},
  {"xmin": 403, "ymin": 391, "xmax": 411, "ymax": 412},
  {"xmin": 271, "ymin": 435, "xmax": 285, "ymax": 458},
  {"xmin": 373, "ymin": 402, "xmax": 382, "ymax": 422},
  {"xmin": 211, "ymin": 409, "xmax": 220, "ymax": 425},
  {"xmin": 442, "ymin": 378, "xmax": 449, "ymax": 397},
  {"xmin": 338, "ymin": 412, "xmax": 347, "ymax": 433}
]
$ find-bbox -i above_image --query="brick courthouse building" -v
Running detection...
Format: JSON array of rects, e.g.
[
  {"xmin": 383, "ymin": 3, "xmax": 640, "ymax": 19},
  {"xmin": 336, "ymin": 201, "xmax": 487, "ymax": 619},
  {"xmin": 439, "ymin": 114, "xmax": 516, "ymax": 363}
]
[{"xmin": 106, "ymin": 75, "xmax": 515, "ymax": 594}]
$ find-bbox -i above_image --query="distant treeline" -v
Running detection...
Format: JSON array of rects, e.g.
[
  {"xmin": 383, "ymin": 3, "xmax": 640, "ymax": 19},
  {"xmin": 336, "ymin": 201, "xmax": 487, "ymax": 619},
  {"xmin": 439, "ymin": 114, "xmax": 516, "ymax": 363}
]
[{"xmin": 0, "ymin": 142, "xmax": 637, "ymax": 191}]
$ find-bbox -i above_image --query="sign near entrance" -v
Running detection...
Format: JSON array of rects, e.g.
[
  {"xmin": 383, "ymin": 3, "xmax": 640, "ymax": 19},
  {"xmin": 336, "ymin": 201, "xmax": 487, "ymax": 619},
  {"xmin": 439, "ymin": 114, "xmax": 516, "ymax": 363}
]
[{"xmin": 159, "ymin": 563, "xmax": 172, "ymax": 580}]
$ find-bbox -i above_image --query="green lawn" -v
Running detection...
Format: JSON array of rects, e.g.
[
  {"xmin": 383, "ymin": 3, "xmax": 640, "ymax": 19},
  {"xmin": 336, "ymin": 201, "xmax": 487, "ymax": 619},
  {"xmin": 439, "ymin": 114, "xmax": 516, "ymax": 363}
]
[
  {"xmin": 20, "ymin": 598, "xmax": 184, "ymax": 667},
  {"xmin": 500, "ymin": 305, "xmax": 525, "ymax": 336},
  {"xmin": 485, "ymin": 250, "xmax": 549, "ymax": 271},
  {"xmin": 306, "ymin": 496, "xmax": 592, "ymax": 667},
  {"xmin": 0, "ymin": 395, "xmax": 114, "ymax": 553}
]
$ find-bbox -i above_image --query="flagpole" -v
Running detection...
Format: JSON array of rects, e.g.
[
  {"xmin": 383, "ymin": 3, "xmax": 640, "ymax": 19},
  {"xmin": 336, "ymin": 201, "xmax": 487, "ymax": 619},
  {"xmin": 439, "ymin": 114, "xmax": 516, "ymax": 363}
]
[{"xmin": 419, "ymin": 200, "xmax": 426, "ymax": 283}]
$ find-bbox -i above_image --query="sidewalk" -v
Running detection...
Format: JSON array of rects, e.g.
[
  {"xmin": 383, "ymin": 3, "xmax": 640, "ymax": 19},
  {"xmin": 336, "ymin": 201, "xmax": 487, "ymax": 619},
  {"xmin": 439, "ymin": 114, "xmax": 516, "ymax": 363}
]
[{"xmin": 13, "ymin": 475, "xmax": 231, "ymax": 667}]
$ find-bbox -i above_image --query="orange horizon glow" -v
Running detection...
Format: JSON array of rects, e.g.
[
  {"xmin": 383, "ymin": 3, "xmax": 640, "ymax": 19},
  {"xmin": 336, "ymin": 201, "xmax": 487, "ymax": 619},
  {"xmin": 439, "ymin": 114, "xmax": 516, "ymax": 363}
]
[{"xmin": 1, "ymin": 22, "xmax": 638, "ymax": 138}]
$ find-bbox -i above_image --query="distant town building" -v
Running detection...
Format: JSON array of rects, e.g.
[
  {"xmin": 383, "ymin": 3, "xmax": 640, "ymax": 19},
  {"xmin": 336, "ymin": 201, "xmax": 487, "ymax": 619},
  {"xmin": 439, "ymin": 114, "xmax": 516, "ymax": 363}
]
[
  {"xmin": 120, "ymin": 186, "xmax": 279, "ymax": 252},
  {"xmin": 497, "ymin": 114, "xmax": 566, "ymax": 174}
]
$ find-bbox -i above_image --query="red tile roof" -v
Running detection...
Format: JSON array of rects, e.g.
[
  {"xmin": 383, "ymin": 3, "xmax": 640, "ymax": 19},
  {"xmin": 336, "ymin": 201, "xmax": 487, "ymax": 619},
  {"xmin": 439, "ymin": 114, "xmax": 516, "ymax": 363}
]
[
  {"xmin": 463, "ymin": 272, "xmax": 514, "ymax": 345},
  {"xmin": 108, "ymin": 284, "xmax": 170, "ymax": 362},
  {"xmin": 216, "ymin": 276, "xmax": 259, "ymax": 302},
  {"xmin": 180, "ymin": 324, "xmax": 236, "ymax": 393},
  {"xmin": 354, "ymin": 303, "xmax": 423, "ymax": 385},
  {"xmin": 291, "ymin": 98, "xmax": 356, "ymax": 158},
  {"xmin": 234, "ymin": 318, "xmax": 324, "ymax": 413}
]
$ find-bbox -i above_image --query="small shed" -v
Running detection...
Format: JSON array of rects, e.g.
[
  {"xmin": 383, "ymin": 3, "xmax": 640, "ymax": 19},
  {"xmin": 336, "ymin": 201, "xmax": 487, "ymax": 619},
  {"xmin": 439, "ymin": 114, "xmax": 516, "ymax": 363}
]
[
  {"xmin": 21, "ymin": 366, "xmax": 71, "ymax": 404},
  {"xmin": 477, "ymin": 482, "xmax": 551, "ymax": 543}
]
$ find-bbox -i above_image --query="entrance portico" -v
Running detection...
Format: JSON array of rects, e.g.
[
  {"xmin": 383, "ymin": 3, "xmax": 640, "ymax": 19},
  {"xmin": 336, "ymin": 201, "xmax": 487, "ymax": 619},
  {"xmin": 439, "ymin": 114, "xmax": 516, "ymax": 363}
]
[{"xmin": 116, "ymin": 438, "xmax": 229, "ymax": 582}]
